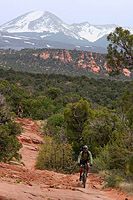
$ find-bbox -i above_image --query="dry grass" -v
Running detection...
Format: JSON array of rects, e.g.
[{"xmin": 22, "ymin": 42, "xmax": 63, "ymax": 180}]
[
  {"xmin": 119, "ymin": 182, "xmax": 133, "ymax": 196},
  {"xmin": 35, "ymin": 120, "xmax": 47, "ymax": 135}
]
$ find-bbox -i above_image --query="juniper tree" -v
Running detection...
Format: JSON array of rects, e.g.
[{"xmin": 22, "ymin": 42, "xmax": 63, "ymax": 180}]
[{"xmin": 106, "ymin": 27, "xmax": 133, "ymax": 75}]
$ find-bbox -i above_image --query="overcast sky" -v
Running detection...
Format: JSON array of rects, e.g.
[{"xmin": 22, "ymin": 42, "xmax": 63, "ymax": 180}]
[{"xmin": 0, "ymin": 0, "xmax": 132, "ymax": 27}]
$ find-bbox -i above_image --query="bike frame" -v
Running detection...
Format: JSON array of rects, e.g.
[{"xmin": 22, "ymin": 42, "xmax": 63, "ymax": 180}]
[
  {"xmin": 80, "ymin": 163, "xmax": 87, "ymax": 188},
  {"xmin": 18, "ymin": 112, "xmax": 22, "ymax": 118}
]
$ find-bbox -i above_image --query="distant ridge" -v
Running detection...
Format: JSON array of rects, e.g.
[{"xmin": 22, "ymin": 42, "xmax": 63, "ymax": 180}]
[{"xmin": 0, "ymin": 48, "xmax": 131, "ymax": 79}]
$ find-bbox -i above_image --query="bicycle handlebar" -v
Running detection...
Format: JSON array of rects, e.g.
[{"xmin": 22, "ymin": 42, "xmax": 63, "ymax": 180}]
[{"xmin": 80, "ymin": 163, "xmax": 91, "ymax": 167}]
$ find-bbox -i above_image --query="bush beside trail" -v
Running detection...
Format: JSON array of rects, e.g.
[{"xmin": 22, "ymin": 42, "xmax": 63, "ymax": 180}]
[
  {"xmin": 36, "ymin": 135, "xmax": 78, "ymax": 174},
  {"xmin": 0, "ymin": 94, "xmax": 22, "ymax": 162}
]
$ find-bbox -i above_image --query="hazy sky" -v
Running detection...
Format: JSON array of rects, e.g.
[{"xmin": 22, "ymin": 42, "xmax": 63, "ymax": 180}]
[{"xmin": 0, "ymin": 0, "xmax": 132, "ymax": 27}]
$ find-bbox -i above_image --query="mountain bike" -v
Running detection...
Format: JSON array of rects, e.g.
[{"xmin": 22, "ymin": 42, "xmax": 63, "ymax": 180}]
[
  {"xmin": 18, "ymin": 112, "xmax": 23, "ymax": 119},
  {"xmin": 80, "ymin": 163, "xmax": 88, "ymax": 188}
]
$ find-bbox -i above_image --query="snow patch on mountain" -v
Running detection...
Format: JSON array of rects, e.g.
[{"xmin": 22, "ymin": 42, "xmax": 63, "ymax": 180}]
[
  {"xmin": 2, "ymin": 35, "xmax": 22, "ymax": 40},
  {"xmin": 72, "ymin": 22, "xmax": 117, "ymax": 42},
  {"xmin": 24, "ymin": 41, "xmax": 35, "ymax": 45},
  {"xmin": 47, "ymin": 44, "xmax": 53, "ymax": 48},
  {"xmin": 1, "ymin": 10, "xmax": 45, "ymax": 33}
]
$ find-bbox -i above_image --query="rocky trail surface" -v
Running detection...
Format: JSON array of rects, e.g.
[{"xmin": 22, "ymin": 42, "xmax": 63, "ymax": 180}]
[{"xmin": 0, "ymin": 118, "xmax": 132, "ymax": 200}]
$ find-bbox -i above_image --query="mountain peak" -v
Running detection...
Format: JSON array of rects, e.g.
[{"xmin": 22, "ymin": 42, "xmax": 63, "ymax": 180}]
[{"xmin": 0, "ymin": 10, "xmax": 64, "ymax": 33}]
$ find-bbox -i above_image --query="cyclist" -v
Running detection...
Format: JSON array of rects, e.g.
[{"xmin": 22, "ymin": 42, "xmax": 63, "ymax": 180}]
[
  {"xmin": 18, "ymin": 106, "xmax": 23, "ymax": 118},
  {"xmin": 78, "ymin": 145, "xmax": 93, "ymax": 181}
]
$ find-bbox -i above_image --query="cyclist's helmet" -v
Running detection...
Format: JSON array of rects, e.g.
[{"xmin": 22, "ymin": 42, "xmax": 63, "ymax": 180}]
[{"xmin": 83, "ymin": 145, "xmax": 88, "ymax": 151}]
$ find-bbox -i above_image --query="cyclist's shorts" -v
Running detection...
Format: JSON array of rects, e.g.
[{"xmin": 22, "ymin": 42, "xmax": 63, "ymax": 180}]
[{"xmin": 80, "ymin": 159, "xmax": 89, "ymax": 165}]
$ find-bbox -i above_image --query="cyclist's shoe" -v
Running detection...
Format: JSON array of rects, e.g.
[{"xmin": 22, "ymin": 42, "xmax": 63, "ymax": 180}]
[
  {"xmin": 86, "ymin": 173, "xmax": 88, "ymax": 177},
  {"xmin": 79, "ymin": 175, "xmax": 82, "ymax": 181}
]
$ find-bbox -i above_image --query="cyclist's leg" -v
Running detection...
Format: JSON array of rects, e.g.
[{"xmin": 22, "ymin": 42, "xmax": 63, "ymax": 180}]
[
  {"xmin": 79, "ymin": 160, "xmax": 84, "ymax": 181},
  {"xmin": 86, "ymin": 160, "xmax": 90, "ymax": 177},
  {"xmin": 80, "ymin": 167, "xmax": 82, "ymax": 180},
  {"xmin": 20, "ymin": 112, "xmax": 22, "ymax": 118}
]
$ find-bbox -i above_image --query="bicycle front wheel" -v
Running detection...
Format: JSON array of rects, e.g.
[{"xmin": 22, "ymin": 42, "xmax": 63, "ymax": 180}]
[{"xmin": 83, "ymin": 173, "xmax": 86, "ymax": 188}]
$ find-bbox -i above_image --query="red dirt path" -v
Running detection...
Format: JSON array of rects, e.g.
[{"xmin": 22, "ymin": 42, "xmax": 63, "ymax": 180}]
[{"xmin": 0, "ymin": 118, "xmax": 132, "ymax": 200}]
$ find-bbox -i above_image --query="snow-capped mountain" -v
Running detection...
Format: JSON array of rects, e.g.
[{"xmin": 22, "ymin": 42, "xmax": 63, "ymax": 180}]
[
  {"xmin": 0, "ymin": 10, "xmax": 132, "ymax": 52},
  {"xmin": 0, "ymin": 11, "xmax": 82, "ymax": 40}
]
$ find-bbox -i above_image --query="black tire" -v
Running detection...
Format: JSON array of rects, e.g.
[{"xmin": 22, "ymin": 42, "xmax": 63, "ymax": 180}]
[
  {"xmin": 83, "ymin": 173, "xmax": 86, "ymax": 188},
  {"xmin": 18, "ymin": 113, "xmax": 22, "ymax": 118}
]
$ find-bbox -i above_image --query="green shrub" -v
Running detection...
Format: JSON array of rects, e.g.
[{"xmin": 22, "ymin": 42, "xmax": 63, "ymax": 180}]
[
  {"xmin": 104, "ymin": 170, "xmax": 125, "ymax": 188},
  {"xmin": 107, "ymin": 130, "xmax": 132, "ymax": 170},
  {"xmin": 47, "ymin": 114, "xmax": 64, "ymax": 127},
  {"xmin": 36, "ymin": 136, "xmax": 76, "ymax": 173},
  {"xmin": 0, "ymin": 94, "xmax": 22, "ymax": 162},
  {"xmin": 93, "ymin": 147, "xmax": 111, "ymax": 172},
  {"xmin": 45, "ymin": 114, "xmax": 66, "ymax": 143},
  {"xmin": 126, "ymin": 156, "xmax": 133, "ymax": 179}
]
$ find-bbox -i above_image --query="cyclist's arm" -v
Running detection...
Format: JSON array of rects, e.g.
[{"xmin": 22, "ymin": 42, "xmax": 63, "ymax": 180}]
[
  {"xmin": 78, "ymin": 151, "xmax": 82, "ymax": 163},
  {"xmin": 88, "ymin": 151, "xmax": 93, "ymax": 165}
]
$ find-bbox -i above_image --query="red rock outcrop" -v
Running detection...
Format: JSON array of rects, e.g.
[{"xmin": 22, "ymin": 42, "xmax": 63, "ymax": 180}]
[
  {"xmin": 40, "ymin": 52, "xmax": 50, "ymax": 59},
  {"xmin": 123, "ymin": 69, "xmax": 131, "ymax": 77}
]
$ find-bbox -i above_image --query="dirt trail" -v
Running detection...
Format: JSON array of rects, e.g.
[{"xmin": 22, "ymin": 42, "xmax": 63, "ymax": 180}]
[{"xmin": 0, "ymin": 118, "xmax": 132, "ymax": 200}]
